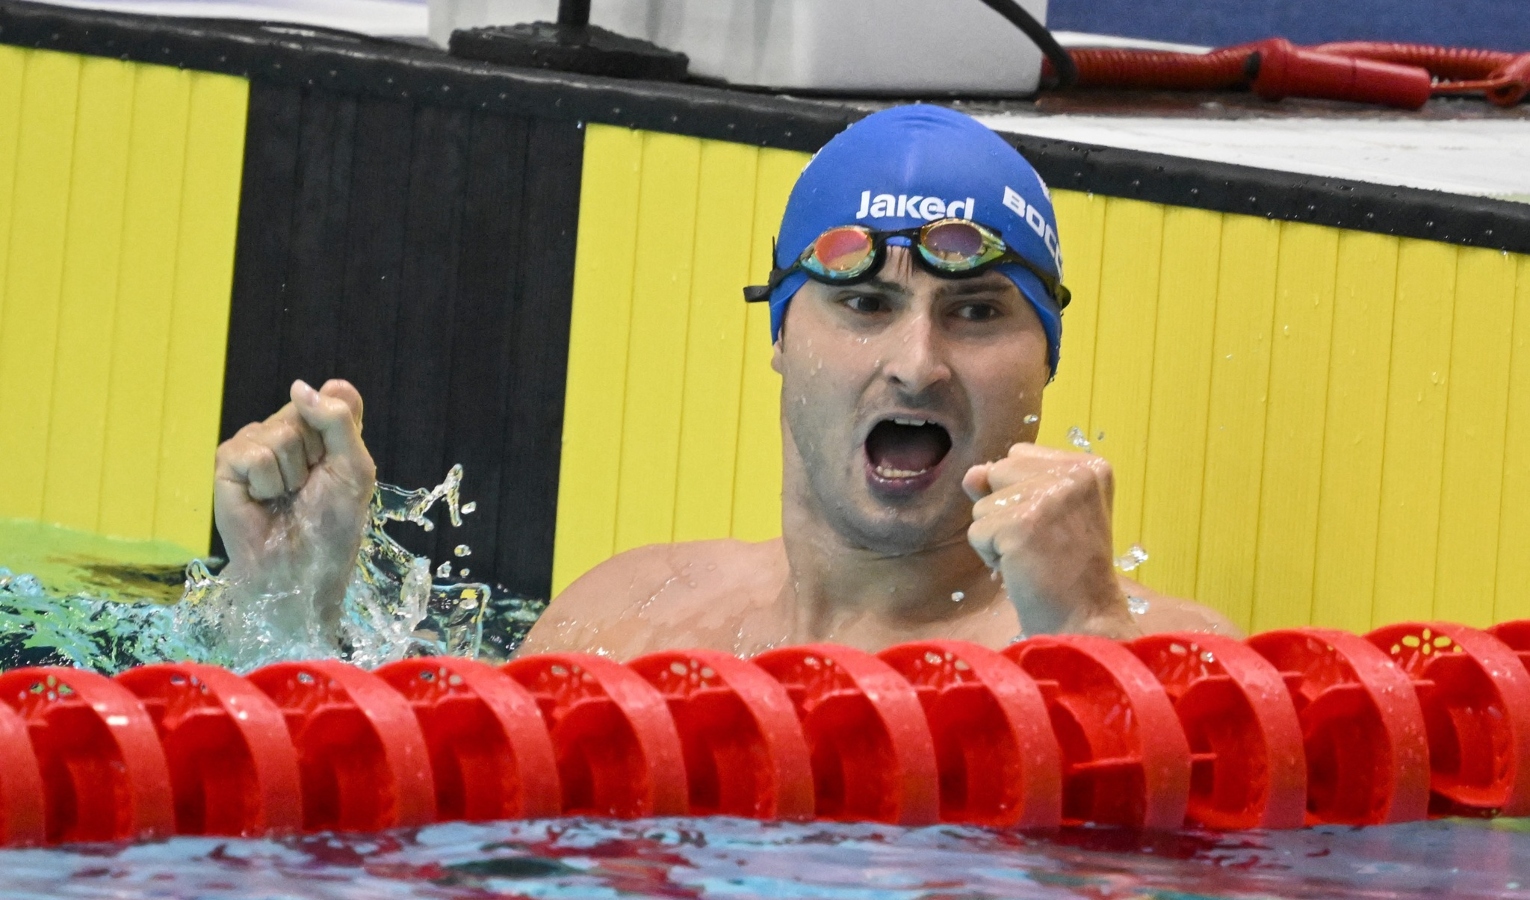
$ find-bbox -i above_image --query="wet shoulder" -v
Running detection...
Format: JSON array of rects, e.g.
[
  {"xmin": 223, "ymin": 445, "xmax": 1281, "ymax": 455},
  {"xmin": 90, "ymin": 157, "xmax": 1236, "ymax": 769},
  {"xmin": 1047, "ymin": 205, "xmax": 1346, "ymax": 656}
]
[{"xmin": 517, "ymin": 538, "xmax": 785, "ymax": 657}]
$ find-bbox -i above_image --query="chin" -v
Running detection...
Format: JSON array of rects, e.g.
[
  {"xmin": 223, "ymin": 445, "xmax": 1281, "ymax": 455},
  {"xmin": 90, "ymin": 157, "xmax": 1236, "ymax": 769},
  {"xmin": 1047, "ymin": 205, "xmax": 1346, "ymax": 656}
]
[{"xmin": 833, "ymin": 496, "xmax": 969, "ymax": 557}]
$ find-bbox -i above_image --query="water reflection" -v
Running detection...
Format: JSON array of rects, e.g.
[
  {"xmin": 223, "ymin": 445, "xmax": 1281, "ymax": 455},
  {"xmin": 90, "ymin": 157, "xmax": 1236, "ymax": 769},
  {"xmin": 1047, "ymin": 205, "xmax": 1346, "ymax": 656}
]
[{"xmin": 0, "ymin": 817, "xmax": 1523, "ymax": 899}]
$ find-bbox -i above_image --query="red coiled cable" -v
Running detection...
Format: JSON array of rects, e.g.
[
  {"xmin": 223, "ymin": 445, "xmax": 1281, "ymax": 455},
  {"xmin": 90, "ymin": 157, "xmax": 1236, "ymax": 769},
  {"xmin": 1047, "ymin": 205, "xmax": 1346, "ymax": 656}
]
[{"xmin": 1047, "ymin": 39, "xmax": 1530, "ymax": 108}]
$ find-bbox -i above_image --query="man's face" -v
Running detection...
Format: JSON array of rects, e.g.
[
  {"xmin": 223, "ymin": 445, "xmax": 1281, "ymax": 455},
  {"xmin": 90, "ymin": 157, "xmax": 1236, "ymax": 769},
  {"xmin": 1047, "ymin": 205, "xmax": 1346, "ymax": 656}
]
[{"xmin": 773, "ymin": 246, "xmax": 1051, "ymax": 555}]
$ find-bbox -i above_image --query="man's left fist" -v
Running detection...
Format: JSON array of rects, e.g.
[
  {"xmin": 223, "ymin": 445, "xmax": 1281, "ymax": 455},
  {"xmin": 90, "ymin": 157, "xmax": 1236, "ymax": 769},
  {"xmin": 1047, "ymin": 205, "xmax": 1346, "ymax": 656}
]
[{"xmin": 964, "ymin": 442, "xmax": 1139, "ymax": 639}]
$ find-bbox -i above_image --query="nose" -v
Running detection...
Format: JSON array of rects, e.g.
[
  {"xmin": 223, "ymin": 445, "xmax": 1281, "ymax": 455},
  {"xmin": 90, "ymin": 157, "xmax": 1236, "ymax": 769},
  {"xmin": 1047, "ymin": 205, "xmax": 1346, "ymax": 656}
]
[{"xmin": 881, "ymin": 307, "xmax": 952, "ymax": 397}]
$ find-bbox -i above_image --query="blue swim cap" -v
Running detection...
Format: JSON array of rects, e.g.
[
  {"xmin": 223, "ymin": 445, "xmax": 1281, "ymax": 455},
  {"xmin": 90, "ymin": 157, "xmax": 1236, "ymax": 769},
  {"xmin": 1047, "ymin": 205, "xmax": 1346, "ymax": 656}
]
[{"xmin": 767, "ymin": 105, "xmax": 1065, "ymax": 377}]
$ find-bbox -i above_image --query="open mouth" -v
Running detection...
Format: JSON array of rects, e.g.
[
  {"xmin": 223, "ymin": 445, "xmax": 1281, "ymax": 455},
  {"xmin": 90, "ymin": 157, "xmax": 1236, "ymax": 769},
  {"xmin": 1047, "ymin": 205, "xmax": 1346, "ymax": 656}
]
[{"xmin": 864, "ymin": 417, "xmax": 953, "ymax": 486}]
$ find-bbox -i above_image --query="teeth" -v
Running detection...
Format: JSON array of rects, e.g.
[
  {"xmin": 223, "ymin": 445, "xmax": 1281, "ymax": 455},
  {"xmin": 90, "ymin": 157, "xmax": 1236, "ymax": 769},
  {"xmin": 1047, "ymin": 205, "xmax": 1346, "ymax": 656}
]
[
  {"xmin": 875, "ymin": 465, "xmax": 929, "ymax": 479},
  {"xmin": 891, "ymin": 417, "xmax": 930, "ymax": 427}
]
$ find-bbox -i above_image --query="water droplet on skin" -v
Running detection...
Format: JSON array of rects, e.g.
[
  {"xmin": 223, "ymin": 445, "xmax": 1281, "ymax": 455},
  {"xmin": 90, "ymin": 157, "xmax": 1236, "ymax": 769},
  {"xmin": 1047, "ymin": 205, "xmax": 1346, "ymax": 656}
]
[
  {"xmin": 1023, "ymin": 414, "xmax": 1039, "ymax": 425},
  {"xmin": 1066, "ymin": 426, "xmax": 1092, "ymax": 453},
  {"xmin": 1127, "ymin": 595, "xmax": 1150, "ymax": 615},
  {"xmin": 951, "ymin": 591, "xmax": 965, "ymax": 602},
  {"xmin": 453, "ymin": 544, "xmax": 471, "ymax": 557},
  {"xmin": 1114, "ymin": 544, "xmax": 1149, "ymax": 572}
]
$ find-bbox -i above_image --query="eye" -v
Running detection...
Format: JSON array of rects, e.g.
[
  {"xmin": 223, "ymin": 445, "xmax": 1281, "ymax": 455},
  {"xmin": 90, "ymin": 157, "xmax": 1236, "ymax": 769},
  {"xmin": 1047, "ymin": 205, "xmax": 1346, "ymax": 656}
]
[
  {"xmin": 840, "ymin": 293, "xmax": 887, "ymax": 314},
  {"xmin": 954, "ymin": 302, "xmax": 1002, "ymax": 322}
]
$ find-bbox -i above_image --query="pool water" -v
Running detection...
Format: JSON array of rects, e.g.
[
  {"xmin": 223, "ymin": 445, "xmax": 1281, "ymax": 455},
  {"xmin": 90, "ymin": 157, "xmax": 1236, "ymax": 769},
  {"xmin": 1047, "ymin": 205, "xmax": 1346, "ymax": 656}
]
[{"xmin": 0, "ymin": 817, "xmax": 1524, "ymax": 899}]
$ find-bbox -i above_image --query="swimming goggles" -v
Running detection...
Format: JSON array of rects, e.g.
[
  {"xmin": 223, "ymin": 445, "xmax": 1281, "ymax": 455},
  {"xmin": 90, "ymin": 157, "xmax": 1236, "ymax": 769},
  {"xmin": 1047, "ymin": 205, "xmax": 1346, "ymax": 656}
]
[{"xmin": 743, "ymin": 218, "xmax": 1070, "ymax": 309}]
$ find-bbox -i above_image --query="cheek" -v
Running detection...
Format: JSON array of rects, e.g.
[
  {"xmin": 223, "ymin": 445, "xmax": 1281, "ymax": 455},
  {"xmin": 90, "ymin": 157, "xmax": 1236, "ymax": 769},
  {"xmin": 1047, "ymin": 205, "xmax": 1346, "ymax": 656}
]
[{"xmin": 963, "ymin": 355, "xmax": 1047, "ymax": 444}]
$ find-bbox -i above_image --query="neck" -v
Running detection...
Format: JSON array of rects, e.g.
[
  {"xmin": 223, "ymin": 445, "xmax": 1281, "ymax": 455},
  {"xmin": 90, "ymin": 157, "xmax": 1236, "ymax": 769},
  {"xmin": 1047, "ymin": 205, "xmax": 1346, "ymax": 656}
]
[{"xmin": 778, "ymin": 484, "xmax": 1000, "ymax": 640}]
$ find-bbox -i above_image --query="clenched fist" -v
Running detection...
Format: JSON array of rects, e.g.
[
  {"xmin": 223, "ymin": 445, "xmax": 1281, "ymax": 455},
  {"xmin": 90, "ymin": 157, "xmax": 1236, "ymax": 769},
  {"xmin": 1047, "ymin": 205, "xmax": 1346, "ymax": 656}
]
[
  {"xmin": 213, "ymin": 379, "xmax": 376, "ymax": 637},
  {"xmin": 963, "ymin": 443, "xmax": 1139, "ymax": 640}
]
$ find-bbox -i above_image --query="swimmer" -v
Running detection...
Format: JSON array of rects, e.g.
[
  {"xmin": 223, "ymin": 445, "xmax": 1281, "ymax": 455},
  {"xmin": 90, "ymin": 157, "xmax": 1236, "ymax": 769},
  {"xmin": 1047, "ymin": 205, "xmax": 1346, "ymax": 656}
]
[{"xmin": 213, "ymin": 106, "xmax": 1239, "ymax": 658}]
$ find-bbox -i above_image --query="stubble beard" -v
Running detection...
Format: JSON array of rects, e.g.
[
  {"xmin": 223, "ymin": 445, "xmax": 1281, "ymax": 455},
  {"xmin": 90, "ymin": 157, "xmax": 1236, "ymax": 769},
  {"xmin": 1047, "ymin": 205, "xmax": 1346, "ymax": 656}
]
[{"xmin": 785, "ymin": 403, "xmax": 971, "ymax": 559}]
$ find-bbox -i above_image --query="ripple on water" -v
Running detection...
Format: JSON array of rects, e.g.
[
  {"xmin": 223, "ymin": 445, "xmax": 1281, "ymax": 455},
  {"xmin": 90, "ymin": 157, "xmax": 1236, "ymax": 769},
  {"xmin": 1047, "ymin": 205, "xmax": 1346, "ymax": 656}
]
[{"xmin": 0, "ymin": 817, "xmax": 1525, "ymax": 899}]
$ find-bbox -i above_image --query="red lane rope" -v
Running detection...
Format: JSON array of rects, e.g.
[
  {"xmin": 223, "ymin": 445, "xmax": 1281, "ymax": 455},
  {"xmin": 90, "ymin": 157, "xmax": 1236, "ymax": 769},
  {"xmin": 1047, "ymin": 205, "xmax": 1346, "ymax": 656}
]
[{"xmin": 2, "ymin": 617, "xmax": 1530, "ymax": 843}]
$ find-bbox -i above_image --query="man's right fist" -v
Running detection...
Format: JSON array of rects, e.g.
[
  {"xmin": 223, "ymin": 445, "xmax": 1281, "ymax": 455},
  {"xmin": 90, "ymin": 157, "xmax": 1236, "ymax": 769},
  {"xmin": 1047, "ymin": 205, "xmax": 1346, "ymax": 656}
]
[{"xmin": 212, "ymin": 379, "xmax": 376, "ymax": 635}]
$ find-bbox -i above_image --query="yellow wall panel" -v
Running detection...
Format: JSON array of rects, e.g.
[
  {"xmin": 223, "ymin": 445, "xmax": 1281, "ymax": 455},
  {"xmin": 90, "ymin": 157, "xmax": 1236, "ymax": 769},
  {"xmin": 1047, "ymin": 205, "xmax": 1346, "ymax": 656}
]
[
  {"xmin": 552, "ymin": 124, "xmax": 644, "ymax": 593},
  {"xmin": 552, "ymin": 128, "xmax": 804, "ymax": 594},
  {"xmin": 0, "ymin": 48, "xmax": 246, "ymax": 556},
  {"xmin": 1432, "ymin": 247, "xmax": 1516, "ymax": 627},
  {"xmin": 612, "ymin": 132, "xmax": 702, "ymax": 553},
  {"xmin": 1250, "ymin": 222, "xmax": 1339, "ymax": 631},
  {"xmin": 1371, "ymin": 239, "xmax": 1458, "ymax": 626},
  {"xmin": 1310, "ymin": 231, "xmax": 1399, "ymax": 633},
  {"xmin": 152, "ymin": 72, "xmax": 248, "ymax": 553},
  {"xmin": 0, "ymin": 46, "xmax": 26, "ymax": 373},
  {"xmin": 1137, "ymin": 207, "xmax": 1222, "ymax": 600},
  {"xmin": 1036, "ymin": 190, "xmax": 1105, "ymax": 449},
  {"xmin": 96, "ymin": 65, "xmax": 191, "ymax": 540},
  {"xmin": 729, "ymin": 148, "xmax": 800, "ymax": 542},
  {"xmin": 0, "ymin": 50, "xmax": 80, "ymax": 520},
  {"xmin": 1496, "ymin": 255, "xmax": 1530, "ymax": 625},
  {"xmin": 40, "ymin": 58, "xmax": 133, "ymax": 534},
  {"xmin": 1088, "ymin": 198, "xmax": 1164, "ymax": 551},
  {"xmin": 1195, "ymin": 216, "xmax": 1281, "ymax": 631},
  {"xmin": 671, "ymin": 140, "xmax": 757, "ymax": 543}
]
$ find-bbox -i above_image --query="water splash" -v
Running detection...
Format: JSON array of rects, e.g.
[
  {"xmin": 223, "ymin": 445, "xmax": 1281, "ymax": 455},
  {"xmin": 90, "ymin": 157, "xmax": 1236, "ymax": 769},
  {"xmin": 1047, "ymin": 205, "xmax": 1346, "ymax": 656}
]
[
  {"xmin": 1127, "ymin": 595, "xmax": 1150, "ymax": 616},
  {"xmin": 1066, "ymin": 426, "xmax": 1093, "ymax": 453},
  {"xmin": 1114, "ymin": 543, "xmax": 1149, "ymax": 573},
  {"xmin": 1, "ymin": 467, "xmax": 547, "ymax": 674}
]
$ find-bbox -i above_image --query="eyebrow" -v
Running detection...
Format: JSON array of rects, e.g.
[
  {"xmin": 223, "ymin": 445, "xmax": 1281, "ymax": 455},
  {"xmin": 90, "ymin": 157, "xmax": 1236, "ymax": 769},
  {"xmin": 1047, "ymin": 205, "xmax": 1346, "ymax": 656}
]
[
  {"xmin": 838, "ymin": 275, "xmax": 1012, "ymax": 299},
  {"xmin": 934, "ymin": 277, "xmax": 1012, "ymax": 300}
]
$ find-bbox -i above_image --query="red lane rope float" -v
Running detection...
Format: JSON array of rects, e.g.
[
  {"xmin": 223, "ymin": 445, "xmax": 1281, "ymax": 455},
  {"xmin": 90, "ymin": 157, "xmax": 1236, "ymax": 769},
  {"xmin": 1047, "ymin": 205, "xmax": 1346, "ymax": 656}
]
[
  {"xmin": 501, "ymin": 653, "xmax": 687, "ymax": 818},
  {"xmin": 1003, "ymin": 635, "xmax": 1191, "ymax": 830},
  {"xmin": 627, "ymin": 649, "xmax": 814, "ymax": 820},
  {"xmin": 0, "ymin": 667, "xmax": 173, "ymax": 842},
  {"xmin": 376, "ymin": 657, "xmax": 561, "ymax": 822},
  {"xmin": 246, "ymin": 660, "xmax": 435, "ymax": 831},
  {"xmin": 115, "ymin": 662, "xmax": 302, "ymax": 836},
  {"xmin": 1488, "ymin": 620, "xmax": 1530, "ymax": 675},
  {"xmin": 1248, "ymin": 628, "xmax": 1430, "ymax": 825},
  {"xmin": 1368, "ymin": 623, "xmax": 1530, "ymax": 817},
  {"xmin": 1130, "ymin": 633, "xmax": 1306, "ymax": 830},
  {"xmin": 752, "ymin": 644, "xmax": 940, "ymax": 825},
  {"xmin": 0, "ymin": 700, "xmax": 45, "ymax": 846},
  {"xmin": 877, "ymin": 640, "xmax": 1062, "ymax": 828}
]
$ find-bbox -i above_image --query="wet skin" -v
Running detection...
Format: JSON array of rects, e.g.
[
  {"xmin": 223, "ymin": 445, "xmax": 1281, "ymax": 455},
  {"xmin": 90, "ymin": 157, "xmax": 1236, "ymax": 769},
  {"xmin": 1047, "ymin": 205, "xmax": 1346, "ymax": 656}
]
[{"xmin": 214, "ymin": 247, "xmax": 1239, "ymax": 658}]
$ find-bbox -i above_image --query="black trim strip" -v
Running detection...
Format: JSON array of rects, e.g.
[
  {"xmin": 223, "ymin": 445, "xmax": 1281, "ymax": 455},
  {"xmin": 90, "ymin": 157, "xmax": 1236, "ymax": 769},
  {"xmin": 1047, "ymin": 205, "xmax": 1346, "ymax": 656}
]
[{"xmin": 1006, "ymin": 133, "xmax": 1530, "ymax": 253}]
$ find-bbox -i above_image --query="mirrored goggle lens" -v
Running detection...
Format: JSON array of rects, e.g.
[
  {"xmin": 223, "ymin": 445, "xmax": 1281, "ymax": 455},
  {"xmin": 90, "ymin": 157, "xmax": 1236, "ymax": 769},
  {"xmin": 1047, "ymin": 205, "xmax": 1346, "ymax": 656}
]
[
  {"xmin": 919, "ymin": 220, "xmax": 996, "ymax": 269},
  {"xmin": 810, "ymin": 227, "xmax": 876, "ymax": 276}
]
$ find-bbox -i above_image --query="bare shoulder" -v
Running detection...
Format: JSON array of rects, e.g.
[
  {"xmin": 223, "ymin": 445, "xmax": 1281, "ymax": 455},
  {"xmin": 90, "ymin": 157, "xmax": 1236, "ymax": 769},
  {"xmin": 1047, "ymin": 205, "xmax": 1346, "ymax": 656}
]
[
  {"xmin": 516, "ymin": 538, "xmax": 786, "ymax": 658},
  {"xmin": 1120, "ymin": 575, "xmax": 1245, "ymax": 639}
]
